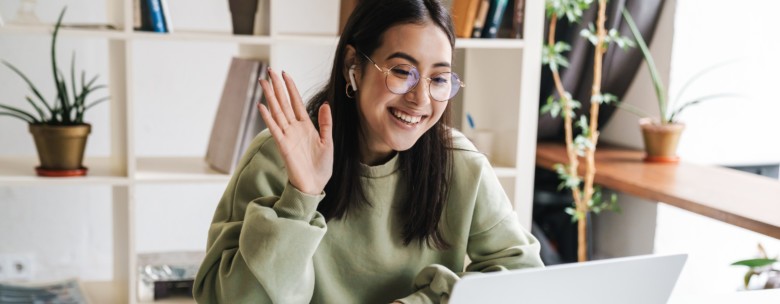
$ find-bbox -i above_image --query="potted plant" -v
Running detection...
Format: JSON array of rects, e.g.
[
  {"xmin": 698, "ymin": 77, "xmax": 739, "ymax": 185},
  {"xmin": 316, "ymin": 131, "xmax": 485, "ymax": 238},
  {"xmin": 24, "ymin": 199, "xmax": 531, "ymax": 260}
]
[
  {"xmin": 0, "ymin": 7, "xmax": 108, "ymax": 177},
  {"xmin": 621, "ymin": 9, "xmax": 738, "ymax": 163},
  {"xmin": 540, "ymin": 0, "xmax": 633, "ymax": 262},
  {"xmin": 731, "ymin": 243, "xmax": 780, "ymax": 290}
]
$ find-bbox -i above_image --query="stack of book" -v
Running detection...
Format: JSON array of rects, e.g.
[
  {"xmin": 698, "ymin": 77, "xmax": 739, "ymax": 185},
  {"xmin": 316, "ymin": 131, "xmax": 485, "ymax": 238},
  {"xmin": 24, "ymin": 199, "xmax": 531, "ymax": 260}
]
[
  {"xmin": 205, "ymin": 57, "xmax": 269, "ymax": 174},
  {"xmin": 134, "ymin": 0, "xmax": 173, "ymax": 33},
  {"xmin": 451, "ymin": 0, "xmax": 525, "ymax": 39}
]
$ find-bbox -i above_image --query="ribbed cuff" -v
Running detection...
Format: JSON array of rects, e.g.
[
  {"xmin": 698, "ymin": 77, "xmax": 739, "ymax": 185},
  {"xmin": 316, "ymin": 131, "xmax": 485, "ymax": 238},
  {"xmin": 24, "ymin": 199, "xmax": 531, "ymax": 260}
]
[
  {"xmin": 272, "ymin": 182, "xmax": 325, "ymax": 222},
  {"xmin": 396, "ymin": 288, "xmax": 437, "ymax": 304}
]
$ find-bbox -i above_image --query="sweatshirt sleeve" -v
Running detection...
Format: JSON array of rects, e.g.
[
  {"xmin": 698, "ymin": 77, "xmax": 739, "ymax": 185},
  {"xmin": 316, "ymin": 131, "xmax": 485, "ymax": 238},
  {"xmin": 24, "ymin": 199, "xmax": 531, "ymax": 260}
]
[{"xmin": 193, "ymin": 132, "xmax": 328, "ymax": 304}]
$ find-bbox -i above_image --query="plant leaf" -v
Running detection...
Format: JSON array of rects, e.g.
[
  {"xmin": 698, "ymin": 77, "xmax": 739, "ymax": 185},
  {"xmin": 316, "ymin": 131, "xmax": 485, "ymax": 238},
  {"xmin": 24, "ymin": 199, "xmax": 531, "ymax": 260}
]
[
  {"xmin": 668, "ymin": 93, "xmax": 745, "ymax": 123},
  {"xmin": 25, "ymin": 96, "xmax": 46, "ymax": 122},
  {"xmin": 1, "ymin": 61, "xmax": 54, "ymax": 115},
  {"xmin": 671, "ymin": 58, "xmax": 742, "ymax": 112},
  {"xmin": 51, "ymin": 7, "xmax": 67, "ymax": 121},
  {"xmin": 622, "ymin": 8, "xmax": 668, "ymax": 123},
  {"xmin": 0, "ymin": 104, "xmax": 38, "ymax": 122},
  {"xmin": 71, "ymin": 51, "xmax": 78, "ymax": 109},
  {"xmin": 731, "ymin": 258, "xmax": 778, "ymax": 268},
  {"xmin": 84, "ymin": 96, "xmax": 110, "ymax": 110},
  {"xmin": 0, "ymin": 111, "xmax": 34, "ymax": 123},
  {"xmin": 744, "ymin": 270, "xmax": 755, "ymax": 289}
]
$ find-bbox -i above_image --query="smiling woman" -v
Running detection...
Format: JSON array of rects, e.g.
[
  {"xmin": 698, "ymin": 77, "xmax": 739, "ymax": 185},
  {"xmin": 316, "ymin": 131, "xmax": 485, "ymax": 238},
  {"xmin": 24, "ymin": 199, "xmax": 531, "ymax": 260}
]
[{"xmin": 192, "ymin": 0, "xmax": 543, "ymax": 303}]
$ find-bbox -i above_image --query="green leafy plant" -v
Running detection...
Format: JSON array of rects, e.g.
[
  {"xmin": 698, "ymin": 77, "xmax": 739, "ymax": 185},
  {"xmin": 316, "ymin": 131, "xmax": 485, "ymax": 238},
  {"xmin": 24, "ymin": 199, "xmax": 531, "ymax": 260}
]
[
  {"xmin": 0, "ymin": 7, "xmax": 108, "ymax": 125},
  {"xmin": 620, "ymin": 8, "xmax": 738, "ymax": 124},
  {"xmin": 541, "ymin": 0, "xmax": 632, "ymax": 262},
  {"xmin": 732, "ymin": 243, "xmax": 780, "ymax": 290}
]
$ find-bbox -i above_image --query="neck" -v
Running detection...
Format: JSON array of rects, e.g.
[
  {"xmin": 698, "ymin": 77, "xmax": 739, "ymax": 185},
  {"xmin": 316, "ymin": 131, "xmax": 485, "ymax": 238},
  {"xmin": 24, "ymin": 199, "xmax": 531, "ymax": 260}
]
[{"xmin": 359, "ymin": 143, "xmax": 396, "ymax": 166}]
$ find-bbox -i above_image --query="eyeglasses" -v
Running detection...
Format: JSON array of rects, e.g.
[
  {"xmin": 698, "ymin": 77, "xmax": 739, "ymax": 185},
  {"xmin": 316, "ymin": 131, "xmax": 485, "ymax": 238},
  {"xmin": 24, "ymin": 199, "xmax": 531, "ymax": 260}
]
[{"xmin": 359, "ymin": 51, "xmax": 464, "ymax": 102}]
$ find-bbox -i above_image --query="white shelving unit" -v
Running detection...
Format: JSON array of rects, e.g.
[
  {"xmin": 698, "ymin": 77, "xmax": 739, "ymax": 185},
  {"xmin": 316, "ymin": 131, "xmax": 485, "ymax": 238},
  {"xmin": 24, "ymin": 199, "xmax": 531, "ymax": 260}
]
[{"xmin": 0, "ymin": 1, "xmax": 544, "ymax": 303}]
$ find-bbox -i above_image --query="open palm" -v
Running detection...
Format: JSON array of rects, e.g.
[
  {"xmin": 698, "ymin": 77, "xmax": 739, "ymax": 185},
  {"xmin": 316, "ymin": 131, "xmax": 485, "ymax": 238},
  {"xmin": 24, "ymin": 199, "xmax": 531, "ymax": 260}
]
[{"xmin": 257, "ymin": 68, "xmax": 333, "ymax": 195}]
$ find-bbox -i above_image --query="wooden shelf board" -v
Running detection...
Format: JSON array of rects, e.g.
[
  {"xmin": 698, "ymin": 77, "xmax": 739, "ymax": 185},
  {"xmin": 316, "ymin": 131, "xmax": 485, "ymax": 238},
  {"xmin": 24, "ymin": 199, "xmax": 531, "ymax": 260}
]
[
  {"xmin": 135, "ymin": 157, "xmax": 231, "ymax": 184},
  {"xmin": 536, "ymin": 142, "xmax": 780, "ymax": 239},
  {"xmin": 0, "ymin": 157, "xmax": 128, "ymax": 185}
]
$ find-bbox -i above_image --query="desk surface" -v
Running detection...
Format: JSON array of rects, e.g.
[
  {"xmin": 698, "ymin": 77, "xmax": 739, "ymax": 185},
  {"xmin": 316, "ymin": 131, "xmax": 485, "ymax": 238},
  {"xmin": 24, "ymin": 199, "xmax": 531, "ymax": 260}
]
[{"xmin": 535, "ymin": 142, "xmax": 780, "ymax": 239}]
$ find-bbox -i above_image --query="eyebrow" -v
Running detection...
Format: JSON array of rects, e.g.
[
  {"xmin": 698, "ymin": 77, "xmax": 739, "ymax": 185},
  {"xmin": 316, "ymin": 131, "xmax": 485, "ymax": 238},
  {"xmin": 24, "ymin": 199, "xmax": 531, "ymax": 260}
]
[{"xmin": 385, "ymin": 52, "xmax": 451, "ymax": 68}]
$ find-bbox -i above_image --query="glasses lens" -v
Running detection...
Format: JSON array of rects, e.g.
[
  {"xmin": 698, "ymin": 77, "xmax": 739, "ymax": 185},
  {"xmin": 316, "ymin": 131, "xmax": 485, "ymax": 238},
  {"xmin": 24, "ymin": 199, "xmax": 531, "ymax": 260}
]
[
  {"xmin": 386, "ymin": 64, "xmax": 420, "ymax": 94},
  {"xmin": 430, "ymin": 72, "xmax": 461, "ymax": 101}
]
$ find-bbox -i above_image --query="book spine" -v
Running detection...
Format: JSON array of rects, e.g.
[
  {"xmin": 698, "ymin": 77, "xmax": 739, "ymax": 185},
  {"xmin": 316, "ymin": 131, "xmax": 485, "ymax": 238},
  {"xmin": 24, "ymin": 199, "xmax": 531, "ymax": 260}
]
[
  {"xmin": 159, "ymin": 0, "xmax": 173, "ymax": 33},
  {"xmin": 133, "ymin": 0, "xmax": 142, "ymax": 30},
  {"xmin": 481, "ymin": 0, "xmax": 509, "ymax": 39},
  {"xmin": 139, "ymin": 0, "xmax": 152, "ymax": 31},
  {"xmin": 512, "ymin": 0, "xmax": 525, "ymax": 38},
  {"xmin": 147, "ymin": 0, "xmax": 166, "ymax": 33},
  {"xmin": 471, "ymin": 0, "xmax": 490, "ymax": 38},
  {"xmin": 229, "ymin": 0, "xmax": 259, "ymax": 35},
  {"xmin": 452, "ymin": 0, "xmax": 482, "ymax": 38}
]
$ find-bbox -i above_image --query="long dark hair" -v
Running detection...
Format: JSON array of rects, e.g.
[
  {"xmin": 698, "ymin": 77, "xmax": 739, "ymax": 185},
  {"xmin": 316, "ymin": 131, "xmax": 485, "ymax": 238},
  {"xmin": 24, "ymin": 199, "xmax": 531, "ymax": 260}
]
[{"xmin": 306, "ymin": 0, "xmax": 455, "ymax": 249}]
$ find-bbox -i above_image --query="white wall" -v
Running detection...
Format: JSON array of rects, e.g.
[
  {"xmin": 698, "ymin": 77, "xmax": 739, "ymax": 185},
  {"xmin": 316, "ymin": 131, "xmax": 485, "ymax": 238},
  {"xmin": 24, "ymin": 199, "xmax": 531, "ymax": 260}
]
[
  {"xmin": 600, "ymin": 0, "xmax": 780, "ymax": 295},
  {"xmin": 0, "ymin": 0, "xmax": 236, "ymax": 281}
]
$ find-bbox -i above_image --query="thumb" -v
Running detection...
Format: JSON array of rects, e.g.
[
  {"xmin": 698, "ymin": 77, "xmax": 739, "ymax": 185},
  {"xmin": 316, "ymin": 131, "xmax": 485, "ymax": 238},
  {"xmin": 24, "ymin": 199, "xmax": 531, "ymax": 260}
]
[{"xmin": 318, "ymin": 102, "xmax": 333, "ymax": 144}]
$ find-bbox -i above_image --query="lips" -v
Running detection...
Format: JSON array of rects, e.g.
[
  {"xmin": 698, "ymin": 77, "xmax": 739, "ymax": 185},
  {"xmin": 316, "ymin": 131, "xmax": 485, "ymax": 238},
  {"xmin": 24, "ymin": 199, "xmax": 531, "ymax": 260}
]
[{"xmin": 390, "ymin": 108, "xmax": 425, "ymax": 125}]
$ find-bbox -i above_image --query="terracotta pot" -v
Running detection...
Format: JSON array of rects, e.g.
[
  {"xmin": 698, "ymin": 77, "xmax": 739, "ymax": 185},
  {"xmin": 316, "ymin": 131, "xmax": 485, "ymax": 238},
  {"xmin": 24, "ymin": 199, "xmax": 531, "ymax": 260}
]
[
  {"xmin": 639, "ymin": 118, "xmax": 684, "ymax": 163},
  {"xmin": 29, "ymin": 124, "xmax": 91, "ymax": 176}
]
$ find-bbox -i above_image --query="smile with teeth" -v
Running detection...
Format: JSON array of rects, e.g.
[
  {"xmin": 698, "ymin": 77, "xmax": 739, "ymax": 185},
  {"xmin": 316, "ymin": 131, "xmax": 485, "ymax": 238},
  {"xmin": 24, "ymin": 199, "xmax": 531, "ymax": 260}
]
[{"xmin": 391, "ymin": 109, "xmax": 424, "ymax": 125}]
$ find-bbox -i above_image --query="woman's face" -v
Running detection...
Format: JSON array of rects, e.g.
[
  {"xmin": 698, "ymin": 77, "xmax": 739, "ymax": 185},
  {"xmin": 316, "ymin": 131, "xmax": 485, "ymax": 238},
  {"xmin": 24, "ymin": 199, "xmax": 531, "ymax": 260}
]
[{"xmin": 354, "ymin": 22, "xmax": 452, "ymax": 165}]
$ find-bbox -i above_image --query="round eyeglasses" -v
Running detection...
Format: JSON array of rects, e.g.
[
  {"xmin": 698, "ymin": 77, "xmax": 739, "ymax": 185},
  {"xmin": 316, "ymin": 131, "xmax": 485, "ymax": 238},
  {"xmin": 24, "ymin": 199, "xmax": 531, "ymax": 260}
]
[{"xmin": 360, "ymin": 51, "xmax": 465, "ymax": 102}]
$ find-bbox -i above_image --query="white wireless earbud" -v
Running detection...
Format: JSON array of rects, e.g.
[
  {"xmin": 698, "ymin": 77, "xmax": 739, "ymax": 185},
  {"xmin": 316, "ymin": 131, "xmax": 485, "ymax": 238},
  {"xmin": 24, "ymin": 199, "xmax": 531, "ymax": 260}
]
[{"xmin": 348, "ymin": 65, "xmax": 358, "ymax": 91}]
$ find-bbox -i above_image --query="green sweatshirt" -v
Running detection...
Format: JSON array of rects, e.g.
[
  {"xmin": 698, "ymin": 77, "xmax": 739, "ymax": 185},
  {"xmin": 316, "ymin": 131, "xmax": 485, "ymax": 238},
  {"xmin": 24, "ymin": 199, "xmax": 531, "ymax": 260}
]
[{"xmin": 193, "ymin": 129, "xmax": 543, "ymax": 303}]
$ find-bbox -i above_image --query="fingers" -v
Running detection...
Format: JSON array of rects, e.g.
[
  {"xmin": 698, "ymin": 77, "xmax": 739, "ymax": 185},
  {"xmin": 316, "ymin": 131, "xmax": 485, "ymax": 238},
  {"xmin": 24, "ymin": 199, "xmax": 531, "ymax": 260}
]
[
  {"xmin": 268, "ymin": 68, "xmax": 297, "ymax": 123},
  {"xmin": 258, "ymin": 102, "xmax": 285, "ymax": 142},
  {"xmin": 260, "ymin": 77, "xmax": 289, "ymax": 130},
  {"xmin": 318, "ymin": 102, "xmax": 333, "ymax": 145},
  {"xmin": 281, "ymin": 71, "xmax": 310, "ymax": 122}
]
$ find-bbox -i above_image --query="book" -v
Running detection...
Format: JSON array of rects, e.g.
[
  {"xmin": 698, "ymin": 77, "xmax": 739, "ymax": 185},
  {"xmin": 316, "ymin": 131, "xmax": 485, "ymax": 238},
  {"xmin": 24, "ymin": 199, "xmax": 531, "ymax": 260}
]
[
  {"xmin": 471, "ymin": 0, "xmax": 490, "ymax": 38},
  {"xmin": 229, "ymin": 0, "xmax": 259, "ymax": 35},
  {"xmin": 0, "ymin": 278, "xmax": 90, "ymax": 303},
  {"xmin": 133, "ymin": 0, "xmax": 142, "ymax": 29},
  {"xmin": 135, "ymin": 0, "xmax": 153, "ymax": 31},
  {"xmin": 159, "ymin": 0, "xmax": 173, "ymax": 33},
  {"xmin": 237, "ymin": 62, "xmax": 269, "ymax": 160},
  {"xmin": 512, "ymin": 0, "xmax": 525, "ymax": 38},
  {"xmin": 339, "ymin": 0, "xmax": 358, "ymax": 34},
  {"xmin": 480, "ymin": 0, "xmax": 509, "ymax": 38},
  {"xmin": 205, "ymin": 57, "xmax": 267, "ymax": 174},
  {"xmin": 451, "ymin": 0, "xmax": 481, "ymax": 38},
  {"xmin": 146, "ymin": 0, "xmax": 166, "ymax": 32},
  {"xmin": 252, "ymin": 0, "xmax": 270, "ymax": 35}
]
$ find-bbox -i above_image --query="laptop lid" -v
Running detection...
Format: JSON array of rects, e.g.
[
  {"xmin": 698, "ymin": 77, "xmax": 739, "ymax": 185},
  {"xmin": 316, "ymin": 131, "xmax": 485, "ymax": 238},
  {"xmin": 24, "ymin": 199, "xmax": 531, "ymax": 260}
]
[{"xmin": 449, "ymin": 253, "xmax": 687, "ymax": 304}]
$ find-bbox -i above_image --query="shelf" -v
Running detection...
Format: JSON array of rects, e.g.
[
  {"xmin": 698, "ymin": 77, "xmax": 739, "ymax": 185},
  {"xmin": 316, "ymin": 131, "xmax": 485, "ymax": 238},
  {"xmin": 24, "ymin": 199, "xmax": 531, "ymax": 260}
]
[
  {"xmin": 536, "ymin": 142, "xmax": 780, "ymax": 239},
  {"xmin": 455, "ymin": 38, "xmax": 525, "ymax": 49},
  {"xmin": 0, "ymin": 24, "xmax": 127, "ymax": 39},
  {"xmin": 1, "ymin": 24, "xmax": 523, "ymax": 49},
  {"xmin": 135, "ymin": 157, "xmax": 230, "ymax": 184},
  {"xmin": 0, "ymin": 157, "xmax": 128, "ymax": 185}
]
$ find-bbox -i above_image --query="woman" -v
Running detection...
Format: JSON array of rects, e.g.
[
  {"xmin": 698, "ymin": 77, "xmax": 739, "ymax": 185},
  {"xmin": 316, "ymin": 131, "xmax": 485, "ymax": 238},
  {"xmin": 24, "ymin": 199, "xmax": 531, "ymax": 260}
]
[{"xmin": 193, "ymin": 0, "xmax": 543, "ymax": 303}]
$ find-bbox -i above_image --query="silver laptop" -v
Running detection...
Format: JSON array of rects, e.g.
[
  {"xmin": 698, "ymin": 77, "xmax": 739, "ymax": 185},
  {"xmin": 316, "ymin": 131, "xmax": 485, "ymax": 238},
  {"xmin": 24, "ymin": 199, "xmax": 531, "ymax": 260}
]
[{"xmin": 449, "ymin": 253, "xmax": 687, "ymax": 304}]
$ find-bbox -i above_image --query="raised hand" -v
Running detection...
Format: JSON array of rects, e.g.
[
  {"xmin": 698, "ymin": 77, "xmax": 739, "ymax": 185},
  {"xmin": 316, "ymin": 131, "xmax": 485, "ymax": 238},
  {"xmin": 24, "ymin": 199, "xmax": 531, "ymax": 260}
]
[{"xmin": 257, "ymin": 68, "xmax": 333, "ymax": 195}]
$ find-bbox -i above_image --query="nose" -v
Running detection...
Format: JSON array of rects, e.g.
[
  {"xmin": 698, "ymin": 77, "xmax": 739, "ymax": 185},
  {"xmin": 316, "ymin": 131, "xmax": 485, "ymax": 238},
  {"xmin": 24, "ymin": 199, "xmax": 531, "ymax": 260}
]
[{"xmin": 405, "ymin": 78, "xmax": 432, "ymax": 106}]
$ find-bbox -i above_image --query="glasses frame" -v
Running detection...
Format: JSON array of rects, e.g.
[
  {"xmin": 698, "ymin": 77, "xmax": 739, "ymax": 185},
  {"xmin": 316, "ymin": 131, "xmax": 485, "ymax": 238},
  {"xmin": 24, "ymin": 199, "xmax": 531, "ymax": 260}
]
[{"xmin": 358, "ymin": 51, "xmax": 465, "ymax": 102}]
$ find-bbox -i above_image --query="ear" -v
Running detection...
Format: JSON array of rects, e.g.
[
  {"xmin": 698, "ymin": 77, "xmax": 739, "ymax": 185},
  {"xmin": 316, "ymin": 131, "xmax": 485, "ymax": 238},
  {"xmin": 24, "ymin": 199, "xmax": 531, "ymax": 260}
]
[{"xmin": 343, "ymin": 45, "xmax": 360, "ymax": 88}]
